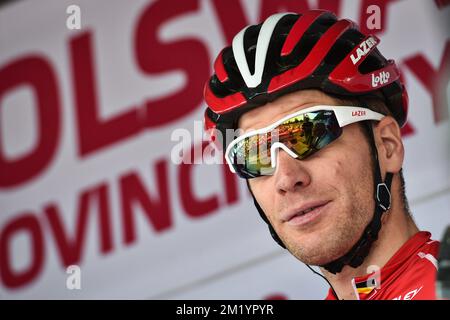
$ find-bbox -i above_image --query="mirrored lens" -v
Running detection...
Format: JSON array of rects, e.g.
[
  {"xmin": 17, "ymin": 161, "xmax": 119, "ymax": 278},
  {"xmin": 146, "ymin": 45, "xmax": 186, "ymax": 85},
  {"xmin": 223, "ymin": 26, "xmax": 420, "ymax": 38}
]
[
  {"xmin": 228, "ymin": 110, "xmax": 342, "ymax": 178},
  {"xmin": 280, "ymin": 110, "xmax": 341, "ymax": 159}
]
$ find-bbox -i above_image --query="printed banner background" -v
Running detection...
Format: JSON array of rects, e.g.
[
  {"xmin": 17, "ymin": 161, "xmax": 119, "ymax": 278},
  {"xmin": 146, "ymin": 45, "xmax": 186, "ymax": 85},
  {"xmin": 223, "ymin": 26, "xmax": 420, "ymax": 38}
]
[{"xmin": 0, "ymin": 0, "xmax": 449, "ymax": 299}]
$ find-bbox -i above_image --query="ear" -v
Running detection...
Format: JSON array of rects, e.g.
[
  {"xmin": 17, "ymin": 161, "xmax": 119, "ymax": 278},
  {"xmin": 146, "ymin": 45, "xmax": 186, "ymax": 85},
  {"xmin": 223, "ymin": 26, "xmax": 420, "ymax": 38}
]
[{"xmin": 373, "ymin": 116, "xmax": 404, "ymax": 173}]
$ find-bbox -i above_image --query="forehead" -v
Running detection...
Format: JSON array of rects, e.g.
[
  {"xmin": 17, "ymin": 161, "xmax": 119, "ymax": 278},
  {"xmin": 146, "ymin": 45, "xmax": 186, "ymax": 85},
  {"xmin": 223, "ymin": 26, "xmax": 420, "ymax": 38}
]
[{"xmin": 238, "ymin": 89, "xmax": 342, "ymax": 131}]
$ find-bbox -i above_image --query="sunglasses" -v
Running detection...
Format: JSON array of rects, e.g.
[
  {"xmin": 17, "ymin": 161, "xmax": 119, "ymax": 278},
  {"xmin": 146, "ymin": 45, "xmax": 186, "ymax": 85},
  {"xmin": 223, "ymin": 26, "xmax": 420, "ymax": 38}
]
[{"xmin": 225, "ymin": 105, "xmax": 384, "ymax": 179}]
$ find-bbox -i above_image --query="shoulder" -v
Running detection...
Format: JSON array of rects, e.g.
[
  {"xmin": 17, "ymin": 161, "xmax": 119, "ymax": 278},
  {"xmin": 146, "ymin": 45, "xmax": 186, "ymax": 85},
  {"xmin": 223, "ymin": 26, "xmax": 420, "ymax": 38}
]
[{"xmin": 386, "ymin": 237, "xmax": 440, "ymax": 300}]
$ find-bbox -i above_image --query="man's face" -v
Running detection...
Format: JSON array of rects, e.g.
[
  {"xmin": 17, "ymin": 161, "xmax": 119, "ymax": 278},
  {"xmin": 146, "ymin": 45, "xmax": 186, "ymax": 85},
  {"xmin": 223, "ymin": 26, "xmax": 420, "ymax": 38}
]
[{"xmin": 241, "ymin": 89, "xmax": 375, "ymax": 266}]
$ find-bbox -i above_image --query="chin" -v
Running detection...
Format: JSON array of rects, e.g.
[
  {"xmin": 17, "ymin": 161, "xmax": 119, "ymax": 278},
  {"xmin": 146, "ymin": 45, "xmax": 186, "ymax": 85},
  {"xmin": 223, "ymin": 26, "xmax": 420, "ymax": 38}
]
[
  {"xmin": 289, "ymin": 243, "xmax": 349, "ymax": 266},
  {"xmin": 283, "ymin": 227, "xmax": 351, "ymax": 266},
  {"xmin": 280, "ymin": 200, "xmax": 366, "ymax": 265}
]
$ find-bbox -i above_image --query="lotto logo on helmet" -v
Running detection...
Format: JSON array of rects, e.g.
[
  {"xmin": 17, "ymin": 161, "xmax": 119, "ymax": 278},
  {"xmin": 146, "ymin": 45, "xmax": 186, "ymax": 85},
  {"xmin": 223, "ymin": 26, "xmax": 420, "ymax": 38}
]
[
  {"xmin": 372, "ymin": 71, "xmax": 391, "ymax": 87},
  {"xmin": 350, "ymin": 36, "xmax": 378, "ymax": 65}
]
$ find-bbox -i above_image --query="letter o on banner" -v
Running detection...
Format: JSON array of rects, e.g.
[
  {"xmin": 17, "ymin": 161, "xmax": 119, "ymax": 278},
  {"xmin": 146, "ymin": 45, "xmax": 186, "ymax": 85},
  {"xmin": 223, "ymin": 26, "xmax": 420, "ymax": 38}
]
[
  {"xmin": 0, "ymin": 56, "xmax": 60, "ymax": 188},
  {"xmin": 0, "ymin": 214, "xmax": 44, "ymax": 288}
]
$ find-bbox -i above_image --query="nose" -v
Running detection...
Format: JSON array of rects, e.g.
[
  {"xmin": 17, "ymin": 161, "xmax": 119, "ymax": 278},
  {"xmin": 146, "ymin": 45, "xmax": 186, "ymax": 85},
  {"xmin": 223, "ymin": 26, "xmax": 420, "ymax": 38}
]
[{"xmin": 274, "ymin": 149, "xmax": 311, "ymax": 195}]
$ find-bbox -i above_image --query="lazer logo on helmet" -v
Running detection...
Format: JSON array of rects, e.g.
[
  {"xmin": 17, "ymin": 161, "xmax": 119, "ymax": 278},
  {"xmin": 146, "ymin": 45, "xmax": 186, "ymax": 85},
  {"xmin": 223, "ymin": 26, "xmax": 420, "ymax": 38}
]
[
  {"xmin": 350, "ymin": 36, "xmax": 378, "ymax": 65},
  {"xmin": 372, "ymin": 71, "xmax": 391, "ymax": 87}
]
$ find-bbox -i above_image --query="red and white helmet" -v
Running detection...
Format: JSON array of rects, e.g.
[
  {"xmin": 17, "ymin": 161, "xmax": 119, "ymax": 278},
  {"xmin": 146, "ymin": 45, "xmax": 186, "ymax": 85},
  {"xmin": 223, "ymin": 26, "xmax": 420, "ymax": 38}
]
[{"xmin": 204, "ymin": 10, "xmax": 408, "ymax": 151}]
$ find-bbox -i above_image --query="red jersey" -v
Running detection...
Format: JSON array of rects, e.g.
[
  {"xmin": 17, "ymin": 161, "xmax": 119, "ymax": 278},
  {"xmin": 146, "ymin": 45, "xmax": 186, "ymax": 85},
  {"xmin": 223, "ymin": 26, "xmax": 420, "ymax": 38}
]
[{"xmin": 325, "ymin": 231, "xmax": 440, "ymax": 300}]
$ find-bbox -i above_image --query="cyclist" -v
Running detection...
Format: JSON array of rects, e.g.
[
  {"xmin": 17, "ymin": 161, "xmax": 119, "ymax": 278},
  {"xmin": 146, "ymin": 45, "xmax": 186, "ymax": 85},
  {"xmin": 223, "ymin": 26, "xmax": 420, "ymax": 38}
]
[{"xmin": 203, "ymin": 10, "xmax": 439, "ymax": 300}]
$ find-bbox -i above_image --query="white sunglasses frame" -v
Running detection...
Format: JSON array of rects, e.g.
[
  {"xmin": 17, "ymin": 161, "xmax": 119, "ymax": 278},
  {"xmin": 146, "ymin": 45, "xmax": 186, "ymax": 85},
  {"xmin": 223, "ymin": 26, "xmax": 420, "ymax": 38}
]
[{"xmin": 225, "ymin": 105, "xmax": 385, "ymax": 175}]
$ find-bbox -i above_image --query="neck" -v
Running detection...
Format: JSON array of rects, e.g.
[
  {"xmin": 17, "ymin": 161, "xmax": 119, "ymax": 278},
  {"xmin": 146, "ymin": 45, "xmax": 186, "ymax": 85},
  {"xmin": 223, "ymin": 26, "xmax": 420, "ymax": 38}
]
[{"xmin": 321, "ymin": 199, "xmax": 419, "ymax": 300}]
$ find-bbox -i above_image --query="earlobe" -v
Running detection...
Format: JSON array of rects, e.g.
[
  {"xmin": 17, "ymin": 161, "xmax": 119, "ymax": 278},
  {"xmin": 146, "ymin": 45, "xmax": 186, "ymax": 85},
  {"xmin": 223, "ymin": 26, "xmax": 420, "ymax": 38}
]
[{"xmin": 375, "ymin": 117, "xmax": 404, "ymax": 173}]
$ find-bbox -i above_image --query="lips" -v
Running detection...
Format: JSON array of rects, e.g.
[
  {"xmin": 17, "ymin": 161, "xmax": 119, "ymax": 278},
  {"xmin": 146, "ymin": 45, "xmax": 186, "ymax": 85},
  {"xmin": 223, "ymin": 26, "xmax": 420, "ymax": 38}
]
[{"xmin": 282, "ymin": 200, "xmax": 331, "ymax": 227}]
